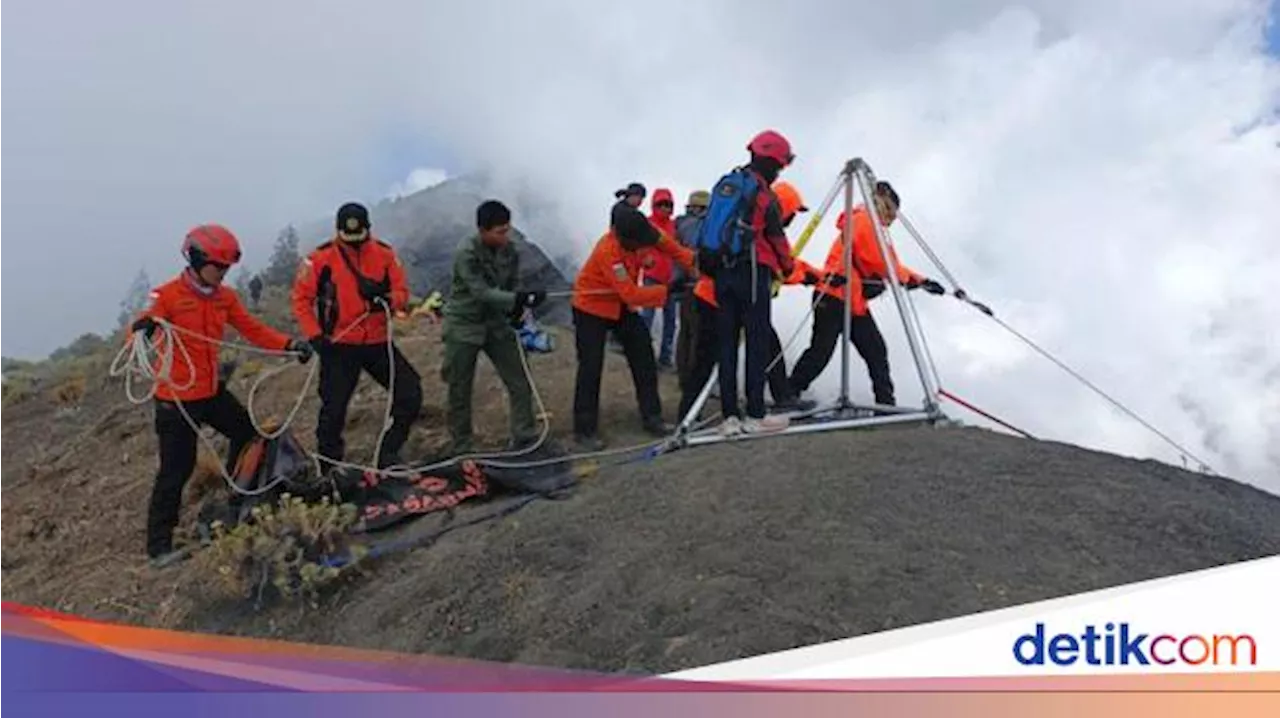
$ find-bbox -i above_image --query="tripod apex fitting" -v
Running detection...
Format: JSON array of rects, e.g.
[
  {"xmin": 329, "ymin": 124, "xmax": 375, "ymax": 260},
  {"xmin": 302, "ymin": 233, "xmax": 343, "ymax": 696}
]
[{"xmin": 843, "ymin": 158, "xmax": 873, "ymax": 179}]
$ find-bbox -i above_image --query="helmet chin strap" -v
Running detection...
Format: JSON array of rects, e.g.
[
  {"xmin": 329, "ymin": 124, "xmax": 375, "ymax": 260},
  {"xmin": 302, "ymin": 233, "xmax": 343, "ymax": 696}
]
[{"xmin": 184, "ymin": 266, "xmax": 217, "ymax": 292}]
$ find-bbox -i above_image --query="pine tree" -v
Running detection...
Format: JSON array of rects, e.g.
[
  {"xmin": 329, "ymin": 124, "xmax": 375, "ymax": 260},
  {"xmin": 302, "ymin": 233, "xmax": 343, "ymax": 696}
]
[
  {"xmin": 262, "ymin": 225, "xmax": 301, "ymax": 287},
  {"xmin": 117, "ymin": 268, "xmax": 153, "ymax": 329},
  {"xmin": 233, "ymin": 265, "xmax": 251, "ymax": 295}
]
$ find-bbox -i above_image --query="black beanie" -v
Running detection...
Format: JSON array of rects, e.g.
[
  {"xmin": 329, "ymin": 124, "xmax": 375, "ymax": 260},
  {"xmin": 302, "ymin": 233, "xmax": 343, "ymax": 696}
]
[
  {"xmin": 614, "ymin": 182, "xmax": 647, "ymax": 201},
  {"xmin": 611, "ymin": 201, "xmax": 659, "ymax": 248},
  {"xmin": 336, "ymin": 202, "xmax": 371, "ymax": 232}
]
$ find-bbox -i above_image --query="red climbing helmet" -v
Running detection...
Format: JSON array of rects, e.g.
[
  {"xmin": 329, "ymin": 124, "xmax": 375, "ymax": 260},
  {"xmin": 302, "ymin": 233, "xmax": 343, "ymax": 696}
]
[
  {"xmin": 182, "ymin": 224, "xmax": 243, "ymax": 269},
  {"xmin": 747, "ymin": 129, "xmax": 795, "ymax": 166}
]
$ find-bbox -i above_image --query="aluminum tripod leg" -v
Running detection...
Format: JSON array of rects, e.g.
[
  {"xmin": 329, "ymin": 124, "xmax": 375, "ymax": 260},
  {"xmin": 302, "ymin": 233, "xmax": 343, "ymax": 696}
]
[
  {"xmin": 839, "ymin": 165, "xmax": 856, "ymax": 411},
  {"xmin": 851, "ymin": 162, "xmax": 941, "ymax": 413},
  {"xmin": 677, "ymin": 364, "xmax": 720, "ymax": 434}
]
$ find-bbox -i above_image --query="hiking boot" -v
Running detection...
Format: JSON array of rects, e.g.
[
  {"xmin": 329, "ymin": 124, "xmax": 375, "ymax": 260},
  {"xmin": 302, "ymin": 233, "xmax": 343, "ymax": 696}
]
[
  {"xmin": 642, "ymin": 420, "xmax": 674, "ymax": 438},
  {"xmin": 573, "ymin": 434, "xmax": 608, "ymax": 453},
  {"xmin": 772, "ymin": 396, "xmax": 817, "ymax": 413},
  {"xmin": 718, "ymin": 416, "xmax": 743, "ymax": 437},
  {"xmin": 148, "ymin": 547, "xmax": 191, "ymax": 570},
  {"xmin": 743, "ymin": 415, "xmax": 790, "ymax": 434}
]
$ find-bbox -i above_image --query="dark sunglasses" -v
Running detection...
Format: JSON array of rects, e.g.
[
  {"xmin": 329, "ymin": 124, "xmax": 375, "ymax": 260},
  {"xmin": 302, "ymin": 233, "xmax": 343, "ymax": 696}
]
[{"xmin": 654, "ymin": 201, "xmax": 674, "ymax": 209}]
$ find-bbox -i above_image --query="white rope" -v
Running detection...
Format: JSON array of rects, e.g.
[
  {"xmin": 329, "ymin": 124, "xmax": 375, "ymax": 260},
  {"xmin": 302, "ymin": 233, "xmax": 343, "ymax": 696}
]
[
  {"xmin": 110, "ymin": 265, "xmax": 758, "ymax": 494},
  {"xmin": 109, "ymin": 320, "xmax": 297, "ymax": 497},
  {"xmin": 111, "ymin": 297, "xmax": 573, "ymax": 488}
]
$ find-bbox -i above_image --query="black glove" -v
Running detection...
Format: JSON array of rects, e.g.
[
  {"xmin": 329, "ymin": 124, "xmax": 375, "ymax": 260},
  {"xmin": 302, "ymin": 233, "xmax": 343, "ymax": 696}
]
[
  {"xmin": 824, "ymin": 274, "xmax": 849, "ymax": 288},
  {"xmin": 131, "ymin": 316, "xmax": 159, "ymax": 338},
  {"xmin": 669, "ymin": 277, "xmax": 694, "ymax": 296},
  {"xmin": 801, "ymin": 270, "xmax": 822, "ymax": 286},
  {"xmin": 512, "ymin": 289, "xmax": 546, "ymax": 311},
  {"xmin": 288, "ymin": 339, "xmax": 314, "ymax": 364},
  {"xmin": 308, "ymin": 335, "xmax": 333, "ymax": 356},
  {"xmin": 920, "ymin": 278, "xmax": 946, "ymax": 295}
]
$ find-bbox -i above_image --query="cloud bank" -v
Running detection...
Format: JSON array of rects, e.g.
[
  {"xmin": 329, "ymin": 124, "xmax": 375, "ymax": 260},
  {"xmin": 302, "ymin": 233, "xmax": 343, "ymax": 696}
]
[{"xmin": 3, "ymin": 0, "xmax": 1277, "ymax": 487}]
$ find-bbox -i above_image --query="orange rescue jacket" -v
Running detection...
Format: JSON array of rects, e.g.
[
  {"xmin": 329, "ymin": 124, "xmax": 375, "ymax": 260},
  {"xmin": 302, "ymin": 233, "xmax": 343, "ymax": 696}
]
[
  {"xmin": 131, "ymin": 271, "xmax": 290, "ymax": 403},
  {"xmin": 817, "ymin": 207, "xmax": 922, "ymax": 316},
  {"xmin": 573, "ymin": 231, "xmax": 694, "ymax": 321},
  {"xmin": 292, "ymin": 237, "xmax": 410, "ymax": 346}
]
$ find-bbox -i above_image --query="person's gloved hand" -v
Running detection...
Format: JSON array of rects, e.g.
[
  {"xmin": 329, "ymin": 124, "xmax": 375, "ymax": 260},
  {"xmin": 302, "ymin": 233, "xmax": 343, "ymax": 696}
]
[
  {"xmin": 131, "ymin": 316, "xmax": 159, "ymax": 339},
  {"xmin": 801, "ymin": 270, "xmax": 822, "ymax": 286},
  {"xmin": 824, "ymin": 274, "xmax": 849, "ymax": 288},
  {"xmin": 308, "ymin": 335, "xmax": 333, "ymax": 356},
  {"xmin": 920, "ymin": 278, "xmax": 946, "ymax": 295},
  {"xmin": 288, "ymin": 338, "xmax": 314, "ymax": 364},
  {"xmin": 512, "ymin": 289, "xmax": 546, "ymax": 311}
]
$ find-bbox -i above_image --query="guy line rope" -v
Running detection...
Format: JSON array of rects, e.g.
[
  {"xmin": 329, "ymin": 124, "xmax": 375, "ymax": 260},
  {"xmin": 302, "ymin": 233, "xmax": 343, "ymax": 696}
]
[{"xmin": 890, "ymin": 212, "xmax": 1217, "ymax": 475}]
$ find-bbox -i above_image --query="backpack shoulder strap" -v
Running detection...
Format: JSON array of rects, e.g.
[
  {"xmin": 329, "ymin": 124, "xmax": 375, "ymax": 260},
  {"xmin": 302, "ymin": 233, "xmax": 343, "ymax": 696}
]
[{"xmin": 335, "ymin": 242, "xmax": 372, "ymax": 283}]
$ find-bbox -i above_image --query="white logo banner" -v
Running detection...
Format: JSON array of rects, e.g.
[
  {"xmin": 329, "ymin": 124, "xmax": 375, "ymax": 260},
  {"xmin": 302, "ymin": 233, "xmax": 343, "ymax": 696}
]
[{"xmin": 667, "ymin": 556, "xmax": 1278, "ymax": 681}]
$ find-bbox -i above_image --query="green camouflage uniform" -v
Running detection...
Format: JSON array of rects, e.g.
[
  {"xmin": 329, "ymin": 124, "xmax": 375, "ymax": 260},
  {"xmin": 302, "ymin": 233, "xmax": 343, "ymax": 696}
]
[{"xmin": 441, "ymin": 235, "xmax": 536, "ymax": 452}]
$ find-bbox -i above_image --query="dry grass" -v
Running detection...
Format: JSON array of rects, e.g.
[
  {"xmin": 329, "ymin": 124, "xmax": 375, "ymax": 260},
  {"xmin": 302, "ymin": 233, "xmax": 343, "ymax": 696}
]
[
  {"xmin": 194, "ymin": 493, "xmax": 368, "ymax": 607},
  {"xmin": 51, "ymin": 374, "xmax": 88, "ymax": 409},
  {"xmin": 2, "ymin": 376, "xmax": 36, "ymax": 407}
]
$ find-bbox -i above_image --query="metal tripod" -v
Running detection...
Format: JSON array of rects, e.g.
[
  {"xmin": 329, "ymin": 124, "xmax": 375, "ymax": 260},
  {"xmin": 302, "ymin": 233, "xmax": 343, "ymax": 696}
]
[{"xmin": 670, "ymin": 158, "xmax": 946, "ymax": 449}]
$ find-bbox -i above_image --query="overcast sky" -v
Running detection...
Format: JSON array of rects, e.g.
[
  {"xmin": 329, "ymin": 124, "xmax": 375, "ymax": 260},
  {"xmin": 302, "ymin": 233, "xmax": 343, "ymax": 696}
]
[{"xmin": 3, "ymin": 0, "xmax": 1278, "ymax": 489}]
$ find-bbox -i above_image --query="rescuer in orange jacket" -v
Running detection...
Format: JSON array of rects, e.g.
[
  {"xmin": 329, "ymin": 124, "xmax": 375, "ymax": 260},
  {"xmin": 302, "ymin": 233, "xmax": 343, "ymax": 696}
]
[
  {"xmin": 291, "ymin": 202, "xmax": 423, "ymax": 470},
  {"xmin": 677, "ymin": 181, "xmax": 831, "ymax": 420},
  {"xmin": 127, "ymin": 224, "xmax": 310, "ymax": 567},
  {"xmin": 788, "ymin": 181, "xmax": 944, "ymax": 406},
  {"xmin": 571, "ymin": 201, "xmax": 695, "ymax": 450}
]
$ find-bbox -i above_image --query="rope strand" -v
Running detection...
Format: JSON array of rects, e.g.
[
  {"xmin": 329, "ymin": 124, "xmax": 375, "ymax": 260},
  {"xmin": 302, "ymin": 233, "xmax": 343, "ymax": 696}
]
[{"xmin": 895, "ymin": 211, "xmax": 1217, "ymax": 475}]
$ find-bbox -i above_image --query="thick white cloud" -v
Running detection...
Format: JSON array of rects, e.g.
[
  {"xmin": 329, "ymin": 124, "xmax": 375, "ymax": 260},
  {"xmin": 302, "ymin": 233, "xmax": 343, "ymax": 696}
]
[
  {"xmin": 3, "ymin": 0, "xmax": 1277, "ymax": 487},
  {"xmin": 387, "ymin": 167, "xmax": 449, "ymax": 199}
]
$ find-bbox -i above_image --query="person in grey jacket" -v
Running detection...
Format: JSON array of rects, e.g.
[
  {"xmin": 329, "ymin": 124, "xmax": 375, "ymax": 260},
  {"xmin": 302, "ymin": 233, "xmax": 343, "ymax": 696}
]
[{"xmin": 673, "ymin": 190, "xmax": 710, "ymax": 388}]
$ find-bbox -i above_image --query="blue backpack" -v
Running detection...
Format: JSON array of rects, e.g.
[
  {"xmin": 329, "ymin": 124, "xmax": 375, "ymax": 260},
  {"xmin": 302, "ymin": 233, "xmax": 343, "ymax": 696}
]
[{"xmin": 692, "ymin": 167, "xmax": 762, "ymax": 272}]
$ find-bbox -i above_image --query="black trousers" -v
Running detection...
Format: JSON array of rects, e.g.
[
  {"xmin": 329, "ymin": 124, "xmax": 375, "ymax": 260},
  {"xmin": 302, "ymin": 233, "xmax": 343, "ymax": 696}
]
[
  {"xmin": 714, "ymin": 262, "xmax": 774, "ymax": 420},
  {"xmin": 572, "ymin": 307, "xmax": 662, "ymax": 437},
  {"xmin": 789, "ymin": 293, "xmax": 895, "ymax": 405},
  {"xmin": 148, "ymin": 389, "xmax": 255, "ymax": 557},
  {"xmin": 316, "ymin": 343, "xmax": 423, "ymax": 466},
  {"xmin": 677, "ymin": 297, "xmax": 793, "ymax": 419}
]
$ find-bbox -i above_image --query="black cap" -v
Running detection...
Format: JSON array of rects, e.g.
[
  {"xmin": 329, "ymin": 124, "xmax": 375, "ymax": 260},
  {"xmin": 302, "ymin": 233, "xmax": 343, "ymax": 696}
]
[
  {"xmin": 336, "ymin": 202, "xmax": 371, "ymax": 232},
  {"xmin": 611, "ymin": 201, "xmax": 659, "ymax": 247},
  {"xmin": 874, "ymin": 181, "xmax": 901, "ymax": 209},
  {"xmin": 614, "ymin": 182, "xmax": 647, "ymax": 200}
]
